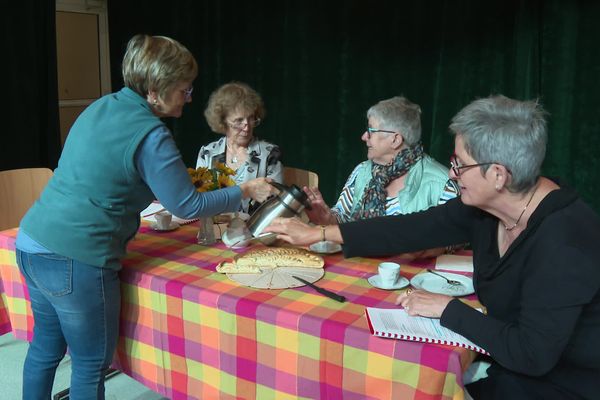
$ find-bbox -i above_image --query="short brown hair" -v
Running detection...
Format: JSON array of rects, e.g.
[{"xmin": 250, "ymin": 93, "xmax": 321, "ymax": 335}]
[
  {"xmin": 204, "ymin": 82, "xmax": 266, "ymax": 134},
  {"xmin": 122, "ymin": 34, "xmax": 197, "ymax": 99}
]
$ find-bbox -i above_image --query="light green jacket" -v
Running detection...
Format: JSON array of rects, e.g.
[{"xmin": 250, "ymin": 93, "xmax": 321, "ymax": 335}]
[{"xmin": 335, "ymin": 155, "xmax": 456, "ymax": 222}]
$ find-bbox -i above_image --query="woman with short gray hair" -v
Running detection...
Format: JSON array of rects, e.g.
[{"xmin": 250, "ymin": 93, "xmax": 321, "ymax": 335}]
[
  {"xmin": 267, "ymin": 95, "xmax": 600, "ymax": 399},
  {"xmin": 305, "ymin": 96, "xmax": 458, "ymax": 259},
  {"xmin": 450, "ymin": 96, "xmax": 547, "ymax": 193},
  {"xmin": 306, "ymin": 96, "xmax": 458, "ymax": 224}
]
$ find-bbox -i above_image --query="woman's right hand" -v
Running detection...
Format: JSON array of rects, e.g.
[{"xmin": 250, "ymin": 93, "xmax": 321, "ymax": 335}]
[
  {"xmin": 303, "ymin": 186, "xmax": 335, "ymax": 225},
  {"xmin": 240, "ymin": 178, "xmax": 273, "ymax": 203}
]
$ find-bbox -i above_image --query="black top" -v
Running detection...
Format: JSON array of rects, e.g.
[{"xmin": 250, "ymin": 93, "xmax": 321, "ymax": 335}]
[{"xmin": 340, "ymin": 186, "xmax": 600, "ymax": 399}]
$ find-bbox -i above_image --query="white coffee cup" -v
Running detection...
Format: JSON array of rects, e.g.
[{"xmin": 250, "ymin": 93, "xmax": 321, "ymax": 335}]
[
  {"xmin": 378, "ymin": 262, "xmax": 401, "ymax": 288},
  {"xmin": 154, "ymin": 211, "xmax": 172, "ymax": 230}
]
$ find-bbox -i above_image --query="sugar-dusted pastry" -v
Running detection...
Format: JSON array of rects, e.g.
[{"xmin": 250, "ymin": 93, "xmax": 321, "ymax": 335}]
[
  {"xmin": 235, "ymin": 247, "xmax": 324, "ymax": 269},
  {"xmin": 216, "ymin": 247, "xmax": 324, "ymax": 274},
  {"xmin": 215, "ymin": 262, "xmax": 261, "ymax": 274}
]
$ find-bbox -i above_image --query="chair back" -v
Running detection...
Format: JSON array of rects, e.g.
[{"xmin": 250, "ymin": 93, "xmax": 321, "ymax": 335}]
[
  {"xmin": 283, "ymin": 167, "xmax": 319, "ymax": 189},
  {"xmin": 0, "ymin": 168, "xmax": 53, "ymax": 230}
]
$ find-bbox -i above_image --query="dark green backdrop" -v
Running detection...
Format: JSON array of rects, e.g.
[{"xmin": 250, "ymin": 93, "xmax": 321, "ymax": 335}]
[
  {"xmin": 109, "ymin": 0, "xmax": 600, "ymax": 208},
  {"xmin": 107, "ymin": 0, "xmax": 598, "ymax": 207}
]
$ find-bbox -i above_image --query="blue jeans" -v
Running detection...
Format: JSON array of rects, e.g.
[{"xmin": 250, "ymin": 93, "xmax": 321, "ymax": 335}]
[{"xmin": 16, "ymin": 249, "xmax": 120, "ymax": 400}]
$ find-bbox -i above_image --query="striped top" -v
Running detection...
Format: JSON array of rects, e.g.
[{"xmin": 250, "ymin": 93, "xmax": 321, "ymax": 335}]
[{"xmin": 332, "ymin": 162, "xmax": 459, "ymax": 223}]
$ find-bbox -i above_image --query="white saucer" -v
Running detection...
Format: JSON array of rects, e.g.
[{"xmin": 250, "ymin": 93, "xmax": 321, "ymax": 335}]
[
  {"xmin": 221, "ymin": 229, "xmax": 252, "ymax": 248},
  {"xmin": 151, "ymin": 221, "xmax": 180, "ymax": 232},
  {"xmin": 368, "ymin": 274, "xmax": 410, "ymax": 290}
]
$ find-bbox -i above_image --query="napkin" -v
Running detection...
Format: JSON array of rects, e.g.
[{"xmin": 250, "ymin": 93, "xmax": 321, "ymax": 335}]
[
  {"xmin": 434, "ymin": 254, "xmax": 474, "ymax": 273},
  {"xmin": 140, "ymin": 202, "xmax": 198, "ymax": 225}
]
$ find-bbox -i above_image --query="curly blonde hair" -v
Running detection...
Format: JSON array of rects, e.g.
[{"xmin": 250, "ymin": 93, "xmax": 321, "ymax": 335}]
[
  {"xmin": 204, "ymin": 82, "xmax": 266, "ymax": 134},
  {"xmin": 122, "ymin": 34, "xmax": 197, "ymax": 99}
]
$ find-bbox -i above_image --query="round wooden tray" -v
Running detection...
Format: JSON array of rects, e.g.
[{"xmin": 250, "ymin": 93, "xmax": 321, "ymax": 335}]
[{"xmin": 227, "ymin": 266, "xmax": 324, "ymax": 289}]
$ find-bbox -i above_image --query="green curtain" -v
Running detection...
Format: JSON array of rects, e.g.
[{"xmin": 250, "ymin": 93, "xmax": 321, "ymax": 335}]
[
  {"xmin": 108, "ymin": 0, "xmax": 600, "ymax": 210},
  {"xmin": 2, "ymin": 0, "xmax": 61, "ymax": 171}
]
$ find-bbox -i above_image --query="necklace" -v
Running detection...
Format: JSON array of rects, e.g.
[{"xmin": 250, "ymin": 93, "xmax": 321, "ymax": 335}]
[
  {"xmin": 503, "ymin": 185, "xmax": 538, "ymax": 231},
  {"xmin": 227, "ymin": 145, "xmax": 241, "ymax": 165}
]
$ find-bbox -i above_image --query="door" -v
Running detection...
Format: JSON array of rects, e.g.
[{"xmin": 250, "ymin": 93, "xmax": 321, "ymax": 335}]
[{"xmin": 56, "ymin": 0, "xmax": 110, "ymax": 145}]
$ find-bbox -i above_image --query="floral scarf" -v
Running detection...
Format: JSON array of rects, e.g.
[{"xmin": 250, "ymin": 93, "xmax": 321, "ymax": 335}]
[{"xmin": 352, "ymin": 142, "xmax": 424, "ymax": 220}]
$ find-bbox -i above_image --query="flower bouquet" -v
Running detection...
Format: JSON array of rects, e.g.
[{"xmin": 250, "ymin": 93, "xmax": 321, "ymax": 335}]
[
  {"xmin": 188, "ymin": 162, "xmax": 236, "ymax": 192},
  {"xmin": 187, "ymin": 163, "xmax": 236, "ymax": 244}
]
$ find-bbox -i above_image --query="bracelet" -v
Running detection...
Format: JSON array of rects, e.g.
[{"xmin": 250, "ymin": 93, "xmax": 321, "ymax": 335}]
[{"xmin": 320, "ymin": 225, "xmax": 326, "ymax": 242}]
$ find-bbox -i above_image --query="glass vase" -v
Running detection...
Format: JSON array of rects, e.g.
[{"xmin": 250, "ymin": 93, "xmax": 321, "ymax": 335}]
[{"xmin": 197, "ymin": 216, "xmax": 216, "ymax": 245}]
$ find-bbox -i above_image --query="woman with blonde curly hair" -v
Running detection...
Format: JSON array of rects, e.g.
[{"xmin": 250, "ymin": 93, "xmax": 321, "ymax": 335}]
[{"xmin": 197, "ymin": 82, "xmax": 283, "ymax": 212}]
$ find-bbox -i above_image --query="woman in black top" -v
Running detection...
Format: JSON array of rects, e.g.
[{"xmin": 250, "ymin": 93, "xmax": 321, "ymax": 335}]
[{"xmin": 265, "ymin": 95, "xmax": 600, "ymax": 399}]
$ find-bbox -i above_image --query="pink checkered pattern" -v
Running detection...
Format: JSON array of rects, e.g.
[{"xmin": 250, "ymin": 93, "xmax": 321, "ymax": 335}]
[{"xmin": 1, "ymin": 225, "xmax": 479, "ymax": 399}]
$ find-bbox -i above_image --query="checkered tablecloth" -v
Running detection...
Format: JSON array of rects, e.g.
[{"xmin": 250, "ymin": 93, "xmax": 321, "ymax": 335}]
[{"xmin": 1, "ymin": 224, "xmax": 479, "ymax": 400}]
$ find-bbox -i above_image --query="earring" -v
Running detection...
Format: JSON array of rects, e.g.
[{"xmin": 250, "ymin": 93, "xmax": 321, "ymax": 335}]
[
  {"xmin": 152, "ymin": 98, "xmax": 158, "ymax": 105},
  {"xmin": 495, "ymin": 185, "xmax": 501, "ymax": 191}
]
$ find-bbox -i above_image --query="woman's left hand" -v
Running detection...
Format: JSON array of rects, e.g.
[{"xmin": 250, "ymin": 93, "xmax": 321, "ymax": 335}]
[
  {"xmin": 395, "ymin": 289, "xmax": 453, "ymax": 318},
  {"xmin": 303, "ymin": 186, "xmax": 334, "ymax": 225}
]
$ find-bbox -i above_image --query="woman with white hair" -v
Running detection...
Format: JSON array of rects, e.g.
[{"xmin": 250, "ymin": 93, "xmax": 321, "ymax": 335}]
[
  {"xmin": 306, "ymin": 96, "xmax": 457, "ymax": 223},
  {"xmin": 304, "ymin": 96, "xmax": 458, "ymax": 257},
  {"xmin": 266, "ymin": 95, "xmax": 600, "ymax": 399}
]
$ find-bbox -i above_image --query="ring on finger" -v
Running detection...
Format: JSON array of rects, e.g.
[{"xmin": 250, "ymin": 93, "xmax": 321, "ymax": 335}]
[{"xmin": 406, "ymin": 288, "xmax": 413, "ymax": 296}]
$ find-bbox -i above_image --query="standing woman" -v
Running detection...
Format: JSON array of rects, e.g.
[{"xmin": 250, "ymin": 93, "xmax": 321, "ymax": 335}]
[
  {"xmin": 15, "ymin": 35, "xmax": 271, "ymax": 399},
  {"xmin": 197, "ymin": 82, "xmax": 283, "ymax": 212}
]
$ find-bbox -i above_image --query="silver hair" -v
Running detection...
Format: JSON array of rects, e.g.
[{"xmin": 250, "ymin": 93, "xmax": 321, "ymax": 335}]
[
  {"xmin": 449, "ymin": 95, "xmax": 547, "ymax": 193},
  {"xmin": 367, "ymin": 96, "xmax": 422, "ymax": 146}
]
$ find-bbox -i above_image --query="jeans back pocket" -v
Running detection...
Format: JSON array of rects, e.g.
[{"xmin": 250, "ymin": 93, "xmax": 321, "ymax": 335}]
[{"xmin": 26, "ymin": 253, "xmax": 73, "ymax": 297}]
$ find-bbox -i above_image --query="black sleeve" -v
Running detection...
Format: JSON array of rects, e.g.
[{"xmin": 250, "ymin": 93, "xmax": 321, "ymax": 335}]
[
  {"xmin": 441, "ymin": 241, "xmax": 600, "ymax": 376},
  {"xmin": 339, "ymin": 198, "xmax": 475, "ymax": 258}
]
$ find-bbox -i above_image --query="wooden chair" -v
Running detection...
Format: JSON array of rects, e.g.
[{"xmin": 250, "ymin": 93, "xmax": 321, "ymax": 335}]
[
  {"xmin": 283, "ymin": 166, "xmax": 319, "ymax": 189},
  {"xmin": 0, "ymin": 168, "xmax": 53, "ymax": 230}
]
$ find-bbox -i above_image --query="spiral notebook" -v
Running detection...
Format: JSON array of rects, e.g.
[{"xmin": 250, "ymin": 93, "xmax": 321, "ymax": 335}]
[{"xmin": 365, "ymin": 307, "xmax": 488, "ymax": 354}]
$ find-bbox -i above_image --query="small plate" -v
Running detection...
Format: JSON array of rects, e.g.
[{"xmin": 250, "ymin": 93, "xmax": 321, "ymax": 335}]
[
  {"xmin": 368, "ymin": 274, "xmax": 410, "ymax": 290},
  {"xmin": 151, "ymin": 221, "xmax": 180, "ymax": 232},
  {"xmin": 309, "ymin": 241, "xmax": 342, "ymax": 254},
  {"xmin": 410, "ymin": 271, "xmax": 474, "ymax": 296},
  {"xmin": 254, "ymin": 232, "xmax": 278, "ymax": 245}
]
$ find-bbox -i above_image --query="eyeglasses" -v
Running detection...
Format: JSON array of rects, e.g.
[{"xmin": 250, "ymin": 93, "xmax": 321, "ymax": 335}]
[
  {"xmin": 182, "ymin": 86, "xmax": 193, "ymax": 101},
  {"xmin": 227, "ymin": 117, "xmax": 261, "ymax": 130},
  {"xmin": 450, "ymin": 154, "xmax": 496, "ymax": 177},
  {"xmin": 366, "ymin": 127, "xmax": 396, "ymax": 139}
]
